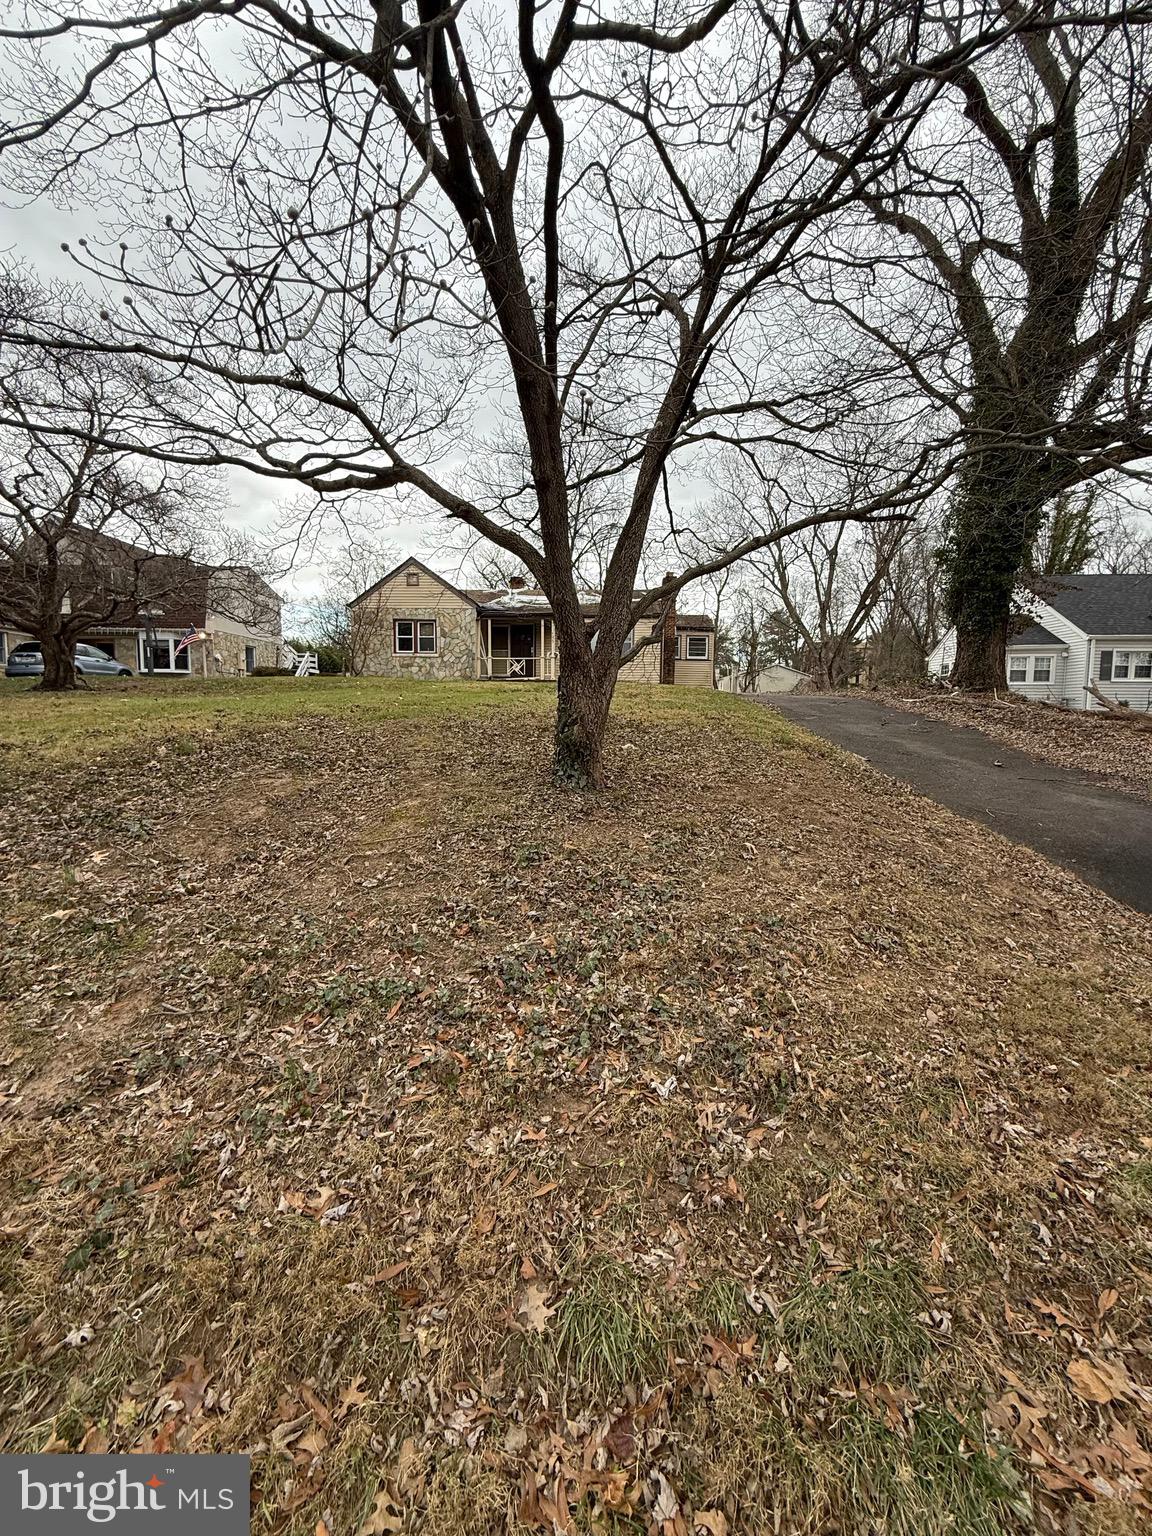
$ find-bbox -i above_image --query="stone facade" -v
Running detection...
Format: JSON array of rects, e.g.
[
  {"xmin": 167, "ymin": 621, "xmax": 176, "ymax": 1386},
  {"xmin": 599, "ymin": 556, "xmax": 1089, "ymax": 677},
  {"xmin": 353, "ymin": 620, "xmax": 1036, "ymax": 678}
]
[
  {"xmin": 358, "ymin": 599, "xmax": 476, "ymax": 680},
  {"xmin": 210, "ymin": 628, "xmax": 283, "ymax": 676}
]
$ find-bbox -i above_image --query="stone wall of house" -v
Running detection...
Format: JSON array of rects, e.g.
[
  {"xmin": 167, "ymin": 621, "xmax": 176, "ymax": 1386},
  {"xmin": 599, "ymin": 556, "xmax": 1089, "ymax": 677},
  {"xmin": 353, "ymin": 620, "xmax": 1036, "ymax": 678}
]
[
  {"xmin": 87, "ymin": 634, "xmax": 137, "ymax": 668},
  {"xmin": 210, "ymin": 629, "xmax": 283, "ymax": 676},
  {"xmin": 358, "ymin": 599, "xmax": 476, "ymax": 679}
]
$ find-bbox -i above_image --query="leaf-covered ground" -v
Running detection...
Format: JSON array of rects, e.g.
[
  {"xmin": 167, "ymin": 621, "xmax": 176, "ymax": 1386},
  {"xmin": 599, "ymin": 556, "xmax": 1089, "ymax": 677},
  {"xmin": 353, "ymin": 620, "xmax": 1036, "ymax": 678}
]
[
  {"xmin": 876, "ymin": 685, "xmax": 1152, "ymax": 801},
  {"xmin": 1, "ymin": 678, "xmax": 1151, "ymax": 1536}
]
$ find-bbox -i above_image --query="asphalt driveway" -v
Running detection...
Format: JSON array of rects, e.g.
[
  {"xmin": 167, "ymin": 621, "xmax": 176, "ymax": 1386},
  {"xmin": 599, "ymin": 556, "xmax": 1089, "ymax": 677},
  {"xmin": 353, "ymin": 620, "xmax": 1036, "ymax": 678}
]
[{"xmin": 763, "ymin": 693, "xmax": 1152, "ymax": 914}]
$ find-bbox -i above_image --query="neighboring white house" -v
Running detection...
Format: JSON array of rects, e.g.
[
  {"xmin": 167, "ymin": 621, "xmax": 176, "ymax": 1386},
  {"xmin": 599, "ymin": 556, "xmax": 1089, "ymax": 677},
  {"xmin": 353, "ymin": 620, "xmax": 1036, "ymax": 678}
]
[
  {"xmin": 719, "ymin": 664, "xmax": 809, "ymax": 694},
  {"xmin": 927, "ymin": 573, "xmax": 1152, "ymax": 713}
]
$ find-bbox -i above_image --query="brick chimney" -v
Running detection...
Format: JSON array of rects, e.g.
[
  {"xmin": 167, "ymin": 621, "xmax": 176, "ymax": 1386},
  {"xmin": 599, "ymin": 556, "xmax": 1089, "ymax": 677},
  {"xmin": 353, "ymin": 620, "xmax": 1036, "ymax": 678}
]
[
  {"xmin": 508, "ymin": 574, "xmax": 527, "ymax": 591},
  {"xmin": 660, "ymin": 572, "xmax": 677, "ymax": 685}
]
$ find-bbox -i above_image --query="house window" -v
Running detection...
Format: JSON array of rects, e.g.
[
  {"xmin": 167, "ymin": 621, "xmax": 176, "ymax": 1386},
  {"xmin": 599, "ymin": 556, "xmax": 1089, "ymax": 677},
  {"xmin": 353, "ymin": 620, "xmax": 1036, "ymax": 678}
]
[
  {"xmin": 1008, "ymin": 656, "xmax": 1028, "ymax": 682},
  {"xmin": 137, "ymin": 636, "xmax": 190, "ymax": 673},
  {"xmin": 1031, "ymin": 656, "xmax": 1052, "ymax": 683},
  {"xmin": 394, "ymin": 619, "xmax": 437, "ymax": 654},
  {"xmin": 244, "ymin": 644, "xmax": 256, "ymax": 674},
  {"xmin": 939, "ymin": 660, "xmax": 950, "ymax": 677},
  {"xmin": 1113, "ymin": 650, "xmax": 1131, "ymax": 679},
  {"xmin": 686, "ymin": 634, "xmax": 710, "ymax": 660},
  {"xmin": 406, "ymin": 570, "xmax": 420, "ymax": 587},
  {"xmin": 1134, "ymin": 651, "xmax": 1152, "ymax": 679}
]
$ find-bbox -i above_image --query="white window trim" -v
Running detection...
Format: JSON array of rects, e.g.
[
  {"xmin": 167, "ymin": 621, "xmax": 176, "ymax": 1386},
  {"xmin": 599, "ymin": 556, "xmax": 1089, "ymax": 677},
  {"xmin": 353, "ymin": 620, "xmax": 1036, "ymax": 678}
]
[
  {"xmin": 1007, "ymin": 652, "xmax": 1059, "ymax": 684},
  {"xmin": 393, "ymin": 618, "xmax": 439, "ymax": 656},
  {"xmin": 137, "ymin": 634, "xmax": 191, "ymax": 673},
  {"xmin": 685, "ymin": 633, "xmax": 710, "ymax": 660}
]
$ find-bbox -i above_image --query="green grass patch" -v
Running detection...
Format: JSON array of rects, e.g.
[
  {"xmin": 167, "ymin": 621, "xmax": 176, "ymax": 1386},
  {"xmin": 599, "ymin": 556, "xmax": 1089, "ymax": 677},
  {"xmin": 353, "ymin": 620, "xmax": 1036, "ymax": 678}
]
[
  {"xmin": 0, "ymin": 675, "xmax": 802, "ymax": 766},
  {"xmin": 548, "ymin": 1257, "xmax": 673, "ymax": 1396},
  {"xmin": 774, "ymin": 1259, "xmax": 931, "ymax": 1384}
]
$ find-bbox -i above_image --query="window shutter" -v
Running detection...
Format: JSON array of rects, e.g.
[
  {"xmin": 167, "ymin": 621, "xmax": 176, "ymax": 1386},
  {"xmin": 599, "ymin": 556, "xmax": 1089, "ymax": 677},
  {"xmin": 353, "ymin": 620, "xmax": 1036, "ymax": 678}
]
[{"xmin": 1099, "ymin": 649, "xmax": 1113, "ymax": 681}]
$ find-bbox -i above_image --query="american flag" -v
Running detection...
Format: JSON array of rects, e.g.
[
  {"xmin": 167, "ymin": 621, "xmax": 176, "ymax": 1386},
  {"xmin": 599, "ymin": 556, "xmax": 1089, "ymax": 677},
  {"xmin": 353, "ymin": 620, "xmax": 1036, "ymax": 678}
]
[{"xmin": 173, "ymin": 624, "xmax": 198, "ymax": 658}]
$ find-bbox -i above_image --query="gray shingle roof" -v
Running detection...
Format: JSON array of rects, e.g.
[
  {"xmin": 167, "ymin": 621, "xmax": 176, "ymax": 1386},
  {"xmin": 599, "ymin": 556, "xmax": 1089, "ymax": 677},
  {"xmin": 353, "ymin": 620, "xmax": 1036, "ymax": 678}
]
[
  {"xmin": 1044, "ymin": 574, "xmax": 1152, "ymax": 635},
  {"xmin": 1007, "ymin": 623, "xmax": 1066, "ymax": 648}
]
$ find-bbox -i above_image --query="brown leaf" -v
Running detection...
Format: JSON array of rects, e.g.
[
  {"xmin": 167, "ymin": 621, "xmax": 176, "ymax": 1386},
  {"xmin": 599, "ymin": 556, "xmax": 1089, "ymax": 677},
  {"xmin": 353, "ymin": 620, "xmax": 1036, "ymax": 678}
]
[
  {"xmin": 695, "ymin": 1513, "xmax": 729, "ymax": 1536},
  {"xmin": 1097, "ymin": 1287, "xmax": 1120, "ymax": 1317},
  {"xmin": 604, "ymin": 1412, "xmax": 636, "ymax": 1464},
  {"xmin": 1067, "ymin": 1355, "xmax": 1133, "ymax": 1405},
  {"xmin": 299, "ymin": 1384, "xmax": 334, "ymax": 1432},
  {"xmin": 518, "ymin": 1281, "xmax": 555, "ymax": 1334},
  {"xmin": 357, "ymin": 1490, "xmax": 404, "ymax": 1536},
  {"xmin": 336, "ymin": 1376, "xmax": 370, "ymax": 1418},
  {"xmin": 78, "ymin": 1424, "xmax": 109, "ymax": 1454}
]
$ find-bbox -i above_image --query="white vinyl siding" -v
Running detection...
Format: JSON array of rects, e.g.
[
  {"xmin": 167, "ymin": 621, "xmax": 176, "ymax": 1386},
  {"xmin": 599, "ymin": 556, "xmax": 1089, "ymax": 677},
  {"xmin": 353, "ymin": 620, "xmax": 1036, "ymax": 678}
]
[
  {"xmin": 1094, "ymin": 641, "xmax": 1152, "ymax": 714},
  {"xmin": 1003, "ymin": 647, "xmax": 1066, "ymax": 702},
  {"xmin": 1021, "ymin": 599, "xmax": 1091, "ymax": 708}
]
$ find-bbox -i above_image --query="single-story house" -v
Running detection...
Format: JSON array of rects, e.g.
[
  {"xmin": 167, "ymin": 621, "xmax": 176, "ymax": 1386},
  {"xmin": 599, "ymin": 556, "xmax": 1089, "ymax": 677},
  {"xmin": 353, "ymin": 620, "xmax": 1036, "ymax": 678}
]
[
  {"xmin": 718, "ymin": 664, "xmax": 809, "ymax": 694},
  {"xmin": 1, "ymin": 529, "xmax": 282, "ymax": 677},
  {"xmin": 928, "ymin": 573, "xmax": 1152, "ymax": 712},
  {"xmin": 349, "ymin": 558, "xmax": 716, "ymax": 686}
]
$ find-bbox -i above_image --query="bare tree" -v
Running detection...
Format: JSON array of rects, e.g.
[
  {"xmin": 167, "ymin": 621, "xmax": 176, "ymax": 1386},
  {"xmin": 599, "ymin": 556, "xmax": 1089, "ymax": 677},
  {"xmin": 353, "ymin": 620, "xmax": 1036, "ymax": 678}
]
[
  {"xmin": 0, "ymin": 0, "xmax": 1060, "ymax": 784},
  {"xmin": 867, "ymin": 518, "xmax": 946, "ymax": 680},
  {"xmin": 0, "ymin": 314, "xmax": 220, "ymax": 690},
  {"xmin": 812, "ymin": 6, "xmax": 1152, "ymax": 689},
  {"xmin": 294, "ymin": 542, "xmax": 402, "ymax": 674},
  {"xmin": 752, "ymin": 518, "xmax": 906, "ymax": 689},
  {"xmin": 1033, "ymin": 482, "xmax": 1152, "ymax": 577}
]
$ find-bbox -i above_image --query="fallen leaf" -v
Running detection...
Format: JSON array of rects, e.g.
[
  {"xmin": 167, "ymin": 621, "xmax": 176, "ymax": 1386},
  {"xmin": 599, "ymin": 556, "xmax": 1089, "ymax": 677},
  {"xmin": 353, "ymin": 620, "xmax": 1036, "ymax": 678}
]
[
  {"xmin": 1067, "ymin": 1355, "xmax": 1133, "ymax": 1404},
  {"xmin": 357, "ymin": 1489, "xmax": 404, "ymax": 1536},
  {"xmin": 695, "ymin": 1513, "xmax": 729, "ymax": 1536},
  {"xmin": 336, "ymin": 1377, "xmax": 370, "ymax": 1418},
  {"xmin": 518, "ymin": 1281, "xmax": 555, "ymax": 1333},
  {"xmin": 651, "ymin": 1471, "xmax": 679, "ymax": 1523}
]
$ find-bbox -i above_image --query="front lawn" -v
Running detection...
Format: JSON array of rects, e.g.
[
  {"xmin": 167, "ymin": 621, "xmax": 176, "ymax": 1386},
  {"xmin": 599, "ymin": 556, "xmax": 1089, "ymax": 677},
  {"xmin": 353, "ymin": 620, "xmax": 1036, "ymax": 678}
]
[{"xmin": 1, "ymin": 680, "xmax": 1149, "ymax": 1534}]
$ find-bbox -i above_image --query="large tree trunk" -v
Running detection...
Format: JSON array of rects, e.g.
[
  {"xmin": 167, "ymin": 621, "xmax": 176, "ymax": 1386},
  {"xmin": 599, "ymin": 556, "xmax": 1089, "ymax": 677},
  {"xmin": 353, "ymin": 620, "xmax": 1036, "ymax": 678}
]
[
  {"xmin": 553, "ymin": 655, "xmax": 614, "ymax": 790},
  {"xmin": 945, "ymin": 453, "xmax": 1048, "ymax": 693},
  {"xmin": 34, "ymin": 631, "xmax": 79, "ymax": 691}
]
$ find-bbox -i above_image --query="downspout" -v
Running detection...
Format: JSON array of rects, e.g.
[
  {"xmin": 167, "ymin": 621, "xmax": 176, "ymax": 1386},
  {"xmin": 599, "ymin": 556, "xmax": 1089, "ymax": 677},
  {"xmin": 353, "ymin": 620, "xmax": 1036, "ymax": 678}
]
[{"xmin": 1084, "ymin": 637, "xmax": 1094, "ymax": 711}]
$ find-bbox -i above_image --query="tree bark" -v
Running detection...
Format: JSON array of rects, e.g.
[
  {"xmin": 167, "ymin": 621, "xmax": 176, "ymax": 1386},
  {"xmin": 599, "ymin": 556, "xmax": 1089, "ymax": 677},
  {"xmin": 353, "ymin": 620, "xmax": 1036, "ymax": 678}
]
[
  {"xmin": 945, "ymin": 444, "xmax": 1050, "ymax": 693},
  {"xmin": 34, "ymin": 630, "xmax": 79, "ymax": 691},
  {"xmin": 553, "ymin": 654, "xmax": 614, "ymax": 790}
]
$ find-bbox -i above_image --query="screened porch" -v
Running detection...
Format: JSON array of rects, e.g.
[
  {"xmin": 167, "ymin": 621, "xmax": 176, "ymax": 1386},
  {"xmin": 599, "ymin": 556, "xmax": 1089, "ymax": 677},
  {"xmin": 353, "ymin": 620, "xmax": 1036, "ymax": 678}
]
[{"xmin": 478, "ymin": 616, "xmax": 558, "ymax": 680}]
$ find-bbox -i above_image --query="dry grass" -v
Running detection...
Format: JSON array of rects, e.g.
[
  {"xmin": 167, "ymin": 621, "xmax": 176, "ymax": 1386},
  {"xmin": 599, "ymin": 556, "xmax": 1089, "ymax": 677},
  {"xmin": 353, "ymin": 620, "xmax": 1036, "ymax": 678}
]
[{"xmin": 1, "ymin": 678, "xmax": 1150, "ymax": 1535}]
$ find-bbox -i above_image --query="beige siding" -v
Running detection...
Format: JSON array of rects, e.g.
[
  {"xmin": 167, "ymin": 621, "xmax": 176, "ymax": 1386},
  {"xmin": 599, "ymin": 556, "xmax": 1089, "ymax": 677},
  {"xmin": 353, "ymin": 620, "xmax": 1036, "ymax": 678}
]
[
  {"xmin": 355, "ymin": 562, "xmax": 477, "ymax": 679},
  {"xmin": 674, "ymin": 629, "xmax": 715, "ymax": 687},
  {"xmin": 619, "ymin": 618, "xmax": 662, "ymax": 683}
]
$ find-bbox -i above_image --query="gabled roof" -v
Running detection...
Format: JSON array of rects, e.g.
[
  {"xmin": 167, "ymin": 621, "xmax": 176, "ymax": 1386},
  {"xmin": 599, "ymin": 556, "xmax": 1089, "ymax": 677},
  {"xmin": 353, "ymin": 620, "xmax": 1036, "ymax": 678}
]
[
  {"xmin": 349, "ymin": 556, "xmax": 480, "ymax": 609},
  {"xmin": 349, "ymin": 559, "xmax": 717, "ymax": 629},
  {"xmin": 1007, "ymin": 622, "xmax": 1067, "ymax": 648},
  {"xmin": 1043, "ymin": 573, "xmax": 1152, "ymax": 635}
]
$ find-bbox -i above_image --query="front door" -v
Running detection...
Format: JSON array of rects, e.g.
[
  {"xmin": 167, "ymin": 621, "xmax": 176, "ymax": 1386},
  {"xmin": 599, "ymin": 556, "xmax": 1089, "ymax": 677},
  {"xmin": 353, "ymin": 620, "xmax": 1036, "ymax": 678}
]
[{"xmin": 507, "ymin": 623, "xmax": 536, "ymax": 678}]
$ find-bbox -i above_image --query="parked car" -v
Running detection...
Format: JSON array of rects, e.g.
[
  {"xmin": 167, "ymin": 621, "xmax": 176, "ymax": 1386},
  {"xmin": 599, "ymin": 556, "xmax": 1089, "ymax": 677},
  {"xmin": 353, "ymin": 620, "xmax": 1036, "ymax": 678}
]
[{"xmin": 5, "ymin": 642, "xmax": 135, "ymax": 679}]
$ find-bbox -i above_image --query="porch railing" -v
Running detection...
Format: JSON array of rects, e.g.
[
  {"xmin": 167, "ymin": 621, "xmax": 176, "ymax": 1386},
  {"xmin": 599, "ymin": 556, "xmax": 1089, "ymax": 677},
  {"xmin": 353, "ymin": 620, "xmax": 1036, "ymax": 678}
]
[{"xmin": 479, "ymin": 652, "xmax": 558, "ymax": 681}]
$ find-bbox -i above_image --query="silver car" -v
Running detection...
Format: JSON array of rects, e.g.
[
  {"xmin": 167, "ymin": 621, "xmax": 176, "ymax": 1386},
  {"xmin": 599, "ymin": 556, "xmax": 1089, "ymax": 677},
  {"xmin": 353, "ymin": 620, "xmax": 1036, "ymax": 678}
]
[{"xmin": 5, "ymin": 641, "xmax": 135, "ymax": 679}]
